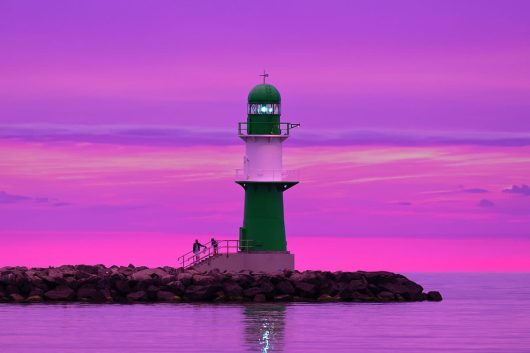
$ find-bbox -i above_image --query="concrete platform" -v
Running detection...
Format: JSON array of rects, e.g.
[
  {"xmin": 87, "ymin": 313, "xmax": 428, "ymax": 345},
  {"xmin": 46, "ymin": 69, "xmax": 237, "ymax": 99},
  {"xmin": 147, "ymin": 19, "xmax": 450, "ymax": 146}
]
[{"xmin": 193, "ymin": 252, "xmax": 294, "ymax": 273}]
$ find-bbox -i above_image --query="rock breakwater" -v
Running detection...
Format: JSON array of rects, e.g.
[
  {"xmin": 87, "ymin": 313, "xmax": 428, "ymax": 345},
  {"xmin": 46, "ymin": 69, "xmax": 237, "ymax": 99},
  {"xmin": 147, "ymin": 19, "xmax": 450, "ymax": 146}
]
[{"xmin": 0, "ymin": 265, "xmax": 442, "ymax": 303}]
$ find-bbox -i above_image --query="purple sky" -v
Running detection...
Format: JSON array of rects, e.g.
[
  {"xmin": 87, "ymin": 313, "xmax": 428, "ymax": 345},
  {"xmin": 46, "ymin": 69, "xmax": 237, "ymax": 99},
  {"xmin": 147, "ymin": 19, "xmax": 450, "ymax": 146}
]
[
  {"xmin": 1, "ymin": 1, "xmax": 529, "ymax": 270},
  {"xmin": 1, "ymin": 0, "xmax": 529, "ymax": 132}
]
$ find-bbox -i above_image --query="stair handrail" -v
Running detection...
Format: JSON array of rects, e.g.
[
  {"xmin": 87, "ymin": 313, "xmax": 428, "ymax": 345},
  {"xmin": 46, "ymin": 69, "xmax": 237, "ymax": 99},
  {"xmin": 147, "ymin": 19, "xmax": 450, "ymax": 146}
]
[{"xmin": 177, "ymin": 239, "xmax": 254, "ymax": 269}]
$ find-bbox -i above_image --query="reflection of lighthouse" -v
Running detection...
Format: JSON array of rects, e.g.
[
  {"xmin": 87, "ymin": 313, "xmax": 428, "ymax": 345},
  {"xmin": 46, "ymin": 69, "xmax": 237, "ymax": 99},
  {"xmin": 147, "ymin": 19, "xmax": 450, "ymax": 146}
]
[{"xmin": 243, "ymin": 304, "xmax": 286, "ymax": 353}]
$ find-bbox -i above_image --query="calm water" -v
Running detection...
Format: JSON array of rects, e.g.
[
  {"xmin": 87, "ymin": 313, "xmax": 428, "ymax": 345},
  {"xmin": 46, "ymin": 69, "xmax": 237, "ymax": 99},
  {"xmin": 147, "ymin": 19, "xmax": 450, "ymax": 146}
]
[{"xmin": 1, "ymin": 273, "xmax": 529, "ymax": 353}]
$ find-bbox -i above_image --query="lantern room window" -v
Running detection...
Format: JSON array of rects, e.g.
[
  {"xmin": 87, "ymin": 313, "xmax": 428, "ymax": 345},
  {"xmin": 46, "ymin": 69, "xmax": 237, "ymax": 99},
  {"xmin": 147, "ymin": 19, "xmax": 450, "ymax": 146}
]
[{"xmin": 248, "ymin": 103, "xmax": 280, "ymax": 115}]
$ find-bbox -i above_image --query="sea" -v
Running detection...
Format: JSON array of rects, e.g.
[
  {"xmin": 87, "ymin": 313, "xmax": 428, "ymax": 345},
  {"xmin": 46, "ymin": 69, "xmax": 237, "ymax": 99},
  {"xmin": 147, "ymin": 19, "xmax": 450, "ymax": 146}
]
[{"xmin": 1, "ymin": 273, "xmax": 529, "ymax": 353}]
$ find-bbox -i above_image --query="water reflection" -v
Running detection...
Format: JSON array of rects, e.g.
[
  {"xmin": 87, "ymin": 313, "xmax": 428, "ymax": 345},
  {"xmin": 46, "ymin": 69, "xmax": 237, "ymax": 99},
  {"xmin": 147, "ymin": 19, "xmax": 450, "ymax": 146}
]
[{"xmin": 243, "ymin": 304, "xmax": 286, "ymax": 352}]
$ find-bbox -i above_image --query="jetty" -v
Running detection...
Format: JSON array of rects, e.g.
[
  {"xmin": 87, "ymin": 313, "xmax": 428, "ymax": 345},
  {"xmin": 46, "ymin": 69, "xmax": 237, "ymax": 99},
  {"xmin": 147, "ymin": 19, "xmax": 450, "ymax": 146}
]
[{"xmin": 0, "ymin": 265, "xmax": 442, "ymax": 304}]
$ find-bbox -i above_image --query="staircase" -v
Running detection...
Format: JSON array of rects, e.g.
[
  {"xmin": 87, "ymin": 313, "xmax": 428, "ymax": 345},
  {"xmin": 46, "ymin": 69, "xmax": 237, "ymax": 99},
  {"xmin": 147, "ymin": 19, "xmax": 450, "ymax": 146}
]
[
  {"xmin": 177, "ymin": 239, "xmax": 295, "ymax": 273},
  {"xmin": 177, "ymin": 240, "xmax": 251, "ymax": 270}
]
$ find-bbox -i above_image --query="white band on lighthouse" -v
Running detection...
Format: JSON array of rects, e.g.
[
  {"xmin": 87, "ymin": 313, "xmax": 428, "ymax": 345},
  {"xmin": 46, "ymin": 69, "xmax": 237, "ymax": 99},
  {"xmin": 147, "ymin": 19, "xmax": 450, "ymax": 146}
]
[{"xmin": 241, "ymin": 135, "xmax": 286, "ymax": 182}]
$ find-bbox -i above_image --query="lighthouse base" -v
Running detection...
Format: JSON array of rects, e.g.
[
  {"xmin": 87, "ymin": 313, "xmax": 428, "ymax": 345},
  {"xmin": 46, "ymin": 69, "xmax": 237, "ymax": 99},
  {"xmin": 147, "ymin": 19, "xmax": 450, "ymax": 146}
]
[{"xmin": 192, "ymin": 252, "xmax": 294, "ymax": 273}]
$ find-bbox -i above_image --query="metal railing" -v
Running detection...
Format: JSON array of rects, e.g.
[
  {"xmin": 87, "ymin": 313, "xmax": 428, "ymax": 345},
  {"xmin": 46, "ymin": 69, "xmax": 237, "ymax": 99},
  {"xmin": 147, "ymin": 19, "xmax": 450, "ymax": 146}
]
[
  {"xmin": 177, "ymin": 239, "xmax": 254, "ymax": 270},
  {"xmin": 235, "ymin": 169, "xmax": 299, "ymax": 181},
  {"xmin": 238, "ymin": 122, "xmax": 300, "ymax": 136}
]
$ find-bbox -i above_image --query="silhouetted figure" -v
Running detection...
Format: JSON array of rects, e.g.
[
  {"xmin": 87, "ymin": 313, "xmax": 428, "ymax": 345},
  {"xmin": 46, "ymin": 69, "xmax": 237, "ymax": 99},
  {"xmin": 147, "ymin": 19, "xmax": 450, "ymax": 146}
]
[
  {"xmin": 211, "ymin": 237, "xmax": 218, "ymax": 255},
  {"xmin": 193, "ymin": 239, "xmax": 205, "ymax": 262}
]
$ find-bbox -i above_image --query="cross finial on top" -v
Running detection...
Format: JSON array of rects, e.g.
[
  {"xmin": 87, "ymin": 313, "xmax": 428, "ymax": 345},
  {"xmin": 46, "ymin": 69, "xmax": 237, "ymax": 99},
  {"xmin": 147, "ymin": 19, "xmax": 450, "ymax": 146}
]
[{"xmin": 259, "ymin": 70, "xmax": 269, "ymax": 84}]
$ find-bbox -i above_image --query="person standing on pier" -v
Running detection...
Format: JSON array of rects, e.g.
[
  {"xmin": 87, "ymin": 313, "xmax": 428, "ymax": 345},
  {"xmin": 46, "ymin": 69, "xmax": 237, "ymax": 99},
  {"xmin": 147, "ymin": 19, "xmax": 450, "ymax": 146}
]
[
  {"xmin": 193, "ymin": 240, "xmax": 205, "ymax": 263},
  {"xmin": 211, "ymin": 237, "xmax": 219, "ymax": 255}
]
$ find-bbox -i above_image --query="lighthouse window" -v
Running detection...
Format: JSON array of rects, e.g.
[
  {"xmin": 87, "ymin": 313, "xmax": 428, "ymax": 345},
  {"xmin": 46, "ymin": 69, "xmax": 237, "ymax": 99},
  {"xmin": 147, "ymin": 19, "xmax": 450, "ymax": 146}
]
[{"xmin": 248, "ymin": 103, "xmax": 280, "ymax": 115}]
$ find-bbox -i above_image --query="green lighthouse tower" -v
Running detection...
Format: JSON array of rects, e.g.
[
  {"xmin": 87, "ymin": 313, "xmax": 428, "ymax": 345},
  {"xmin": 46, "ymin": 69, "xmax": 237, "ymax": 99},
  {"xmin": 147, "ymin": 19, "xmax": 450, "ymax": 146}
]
[
  {"xmin": 178, "ymin": 74, "xmax": 298, "ymax": 272},
  {"xmin": 236, "ymin": 74, "xmax": 299, "ymax": 258}
]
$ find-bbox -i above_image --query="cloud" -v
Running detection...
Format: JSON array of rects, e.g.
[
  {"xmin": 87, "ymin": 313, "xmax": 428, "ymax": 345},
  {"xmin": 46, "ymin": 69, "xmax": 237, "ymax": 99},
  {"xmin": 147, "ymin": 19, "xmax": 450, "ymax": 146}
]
[
  {"xmin": 0, "ymin": 191, "xmax": 31, "ymax": 204},
  {"xmin": 393, "ymin": 201, "xmax": 412, "ymax": 206},
  {"xmin": 52, "ymin": 202, "xmax": 71, "ymax": 207},
  {"xmin": 2, "ymin": 124, "xmax": 530, "ymax": 147},
  {"xmin": 0, "ymin": 124, "xmax": 233, "ymax": 146},
  {"xmin": 462, "ymin": 188, "xmax": 489, "ymax": 193},
  {"xmin": 298, "ymin": 129, "xmax": 530, "ymax": 147},
  {"xmin": 503, "ymin": 184, "xmax": 530, "ymax": 196},
  {"xmin": 0, "ymin": 190, "xmax": 70, "ymax": 206},
  {"xmin": 478, "ymin": 199, "xmax": 495, "ymax": 207}
]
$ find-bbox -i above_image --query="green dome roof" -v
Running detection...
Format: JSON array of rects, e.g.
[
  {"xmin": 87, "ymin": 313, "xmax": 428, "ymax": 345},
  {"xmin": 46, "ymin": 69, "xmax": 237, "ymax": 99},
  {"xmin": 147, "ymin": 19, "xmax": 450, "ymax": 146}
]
[{"xmin": 248, "ymin": 84, "xmax": 281, "ymax": 104}]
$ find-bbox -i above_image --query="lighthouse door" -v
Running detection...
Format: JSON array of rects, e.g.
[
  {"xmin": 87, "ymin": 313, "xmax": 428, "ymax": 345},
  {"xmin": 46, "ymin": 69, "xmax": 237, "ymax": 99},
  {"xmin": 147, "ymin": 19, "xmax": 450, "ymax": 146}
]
[{"xmin": 243, "ymin": 155, "xmax": 250, "ymax": 180}]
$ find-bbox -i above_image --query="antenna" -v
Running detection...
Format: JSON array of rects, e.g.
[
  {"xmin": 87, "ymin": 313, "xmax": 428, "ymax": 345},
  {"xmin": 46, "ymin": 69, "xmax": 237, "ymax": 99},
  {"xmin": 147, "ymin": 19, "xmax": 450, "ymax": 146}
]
[{"xmin": 259, "ymin": 70, "xmax": 269, "ymax": 84}]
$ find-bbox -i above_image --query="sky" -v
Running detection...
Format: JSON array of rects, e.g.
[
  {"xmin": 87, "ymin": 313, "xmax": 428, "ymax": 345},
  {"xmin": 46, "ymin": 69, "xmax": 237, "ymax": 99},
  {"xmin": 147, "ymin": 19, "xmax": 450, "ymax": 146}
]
[{"xmin": 1, "ymin": 0, "xmax": 529, "ymax": 271}]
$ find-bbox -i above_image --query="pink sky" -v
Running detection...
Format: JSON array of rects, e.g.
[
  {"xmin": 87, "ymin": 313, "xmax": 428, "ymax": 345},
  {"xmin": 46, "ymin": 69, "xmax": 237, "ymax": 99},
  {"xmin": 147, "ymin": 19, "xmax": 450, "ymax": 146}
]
[
  {"xmin": 1, "ymin": 0, "xmax": 530, "ymax": 270},
  {"xmin": 1, "ymin": 140, "xmax": 529, "ymax": 270}
]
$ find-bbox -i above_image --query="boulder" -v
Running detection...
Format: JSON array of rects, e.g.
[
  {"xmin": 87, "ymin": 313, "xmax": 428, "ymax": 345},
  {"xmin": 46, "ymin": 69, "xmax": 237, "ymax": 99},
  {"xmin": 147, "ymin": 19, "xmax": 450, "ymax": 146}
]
[
  {"xmin": 223, "ymin": 282, "xmax": 243, "ymax": 297},
  {"xmin": 64, "ymin": 276, "xmax": 78, "ymax": 289},
  {"xmin": 15, "ymin": 277, "xmax": 32, "ymax": 295},
  {"xmin": 157, "ymin": 291, "xmax": 180, "ymax": 302},
  {"xmin": 131, "ymin": 268, "xmax": 169, "ymax": 281},
  {"xmin": 114, "ymin": 279, "xmax": 131, "ymax": 294},
  {"xmin": 377, "ymin": 291, "xmax": 395, "ymax": 301},
  {"xmin": 213, "ymin": 294, "xmax": 226, "ymax": 302},
  {"xmin": 77, "ymin": 286, "xmax": 104, "ymax": 301},
  {"xmin": 77, "ymin": 274, "xmax": 99, "ymax": 287},
  {"xmin": 75, "ymin": 265, "xmax": 99, "ymax": 275},
  {"xmin": 363, "ymin": 271, "xmax": 399, "ymax": 284},
  {"xmin": 282, "ymin": 269, "xmax": 293, "ymax": 278},
  {"xmin": 101, "ymin": 289, "xmax": 114, "ymax": 302},
  {"xmin": 10, "ymin": 293, "xmax": 25, "ymax": 303},
  {"xmin": 176, "ymin": 272, "xmax": 194, "ymax": 286},
  {"xmin": 273, "ymin": 294, "xmax": 292, "ymax": 302},
  {"xmin": 301, "ymin": 271, "xmax": 326, "ymax": 284},
  {"xmin": 75, "ymin": 271, "xmax": 93, "ymax": 280},
  {"xmin": 5, "ymin": 284, "xmax": 19, "ymax": 295},
  {"xmin": 165, "ymin": 281, "xmax": 185, "ymax": 295},
  {"xmin": 127, "ymin": 291, "xmax": 147, "ymax": 302},
  {"xmin": 350, "ymin": 291, "xmax": 373, "ymax": 302},
  {"xmin": 28, "ymin": 287, "xmax": 47, "ymax": 297},
  {"xmin": 45, "ymin": 285, "xmax": 75, "ymax": 300},
  {"xmin": 25, "ymin": 295, "xmax": 43, "ymax": 303},
  {"xmin": 275, "ymin": 281, "xmax": 295, "ymax": 295},
  {"xmin": 427, "ymin": 291, "xmax": 443, "ymax": 301},
  {"xmin": 58, "ymin": 265, "xmax": 77, "ymax": 277},
  {"xmin": 294, "ymin": 282, "xmax": 317, "ymax": 298},
  {"xmin": 377, "ymin": 277, "xmax": 423, "ymax": 296},
  {"xmin": 0, "ymin": 272, "xmax": 16, "ymax": 285},
  {"xmin": 41, "ymin": 274, "xmax": 66, "ymax": 286},
  {"xmin": 185, "ymin": 285, "xmax": 220, "ymax": 301},
  {"xmin": 118, "ymin": 266, "xmax": 134, "ymax": 276},
  {"xmin": 47, "ymin": 268, "xmax": 64, "ymax": 280},
  {"xmin": 192, "ymin": 275, "xmax": 216, "ymax": 286},
  {"xmin": 254, "ymin": 294, "xmax": 267, "ymax": 302},
  {"xmin": 243, "ymin": 286, "xmax": 263, "ymax": 298},
  {"xmin": 335, "ymin": 271, "xmax": 364, "ymax": 282},
  {"xmin": 289, "ymin": 272, "xmax": 303, "ymax": 282},
  {"xmin": 258, "ymin": 281, "xmax": 275, "ymax": 296},
  {"xmin": 317, "ymin": 294, "xmax": 337, "ymax": 302},
  {"xmin": 348, "ymin": 278, "xmax": 368, "ymax": 291},
  {"xmin": 146, "ymin": 284, "xmax": 159, "ymax": 293},
  {"xmin": 233, "ymin": 274, "xmax": 254, "ymax": 287}
]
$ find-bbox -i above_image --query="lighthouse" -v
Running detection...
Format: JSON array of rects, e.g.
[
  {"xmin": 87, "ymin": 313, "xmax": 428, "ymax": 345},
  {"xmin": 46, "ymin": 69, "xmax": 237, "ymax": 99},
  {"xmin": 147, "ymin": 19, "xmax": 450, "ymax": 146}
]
[
  {"xmin": 236, "ymin": 74, "xmax": 299, "ymax": 264},
  {"xmin": 180, "ymin": 73, "xmax": 298, "ymax": 272}
]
